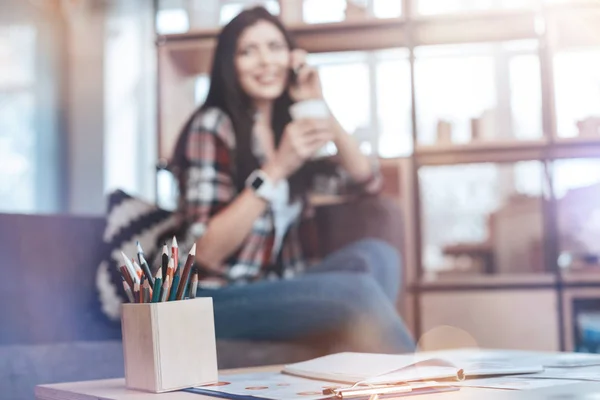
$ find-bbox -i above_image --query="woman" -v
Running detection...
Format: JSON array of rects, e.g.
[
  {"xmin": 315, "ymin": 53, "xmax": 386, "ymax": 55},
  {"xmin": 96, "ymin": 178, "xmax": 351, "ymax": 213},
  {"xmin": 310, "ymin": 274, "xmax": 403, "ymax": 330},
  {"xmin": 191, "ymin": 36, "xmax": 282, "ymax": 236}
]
[{"xmin": 170, "ymin": 6, "xmax": 415, "ymax": 353}]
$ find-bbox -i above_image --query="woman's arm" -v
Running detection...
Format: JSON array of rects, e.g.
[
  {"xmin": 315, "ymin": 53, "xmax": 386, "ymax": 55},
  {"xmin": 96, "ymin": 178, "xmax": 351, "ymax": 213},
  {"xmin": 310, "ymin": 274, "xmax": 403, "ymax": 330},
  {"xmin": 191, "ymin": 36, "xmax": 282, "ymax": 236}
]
[
  {"xmin": 289, "ymin": 49, "xmax": 375, "ymax": 184},
  {"xmin": 195, "ymin": 163, "xmax": 280, "ymax": 270},
  {"xmin": 329, "ymin": 115, "xmax": 374, "ymax": 183},
  {"xmin": 193, "ymin": 120, "xmax": 332, "ymax": 271}
]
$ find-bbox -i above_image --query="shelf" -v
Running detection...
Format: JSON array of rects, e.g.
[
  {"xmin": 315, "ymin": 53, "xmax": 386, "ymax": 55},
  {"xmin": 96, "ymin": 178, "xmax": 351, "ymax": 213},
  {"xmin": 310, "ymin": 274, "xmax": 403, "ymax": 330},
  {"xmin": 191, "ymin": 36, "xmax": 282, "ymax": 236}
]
[
  {"xmin": 550, "ymin": 137, "xmax": 600, "ymax": 160},
  {"xmin": 413, "ymin": 273, "xmax": 557, "ymax": 292},
  {"xmin": 159, "ymin": 18, "xmax": 406, "ymax": 44},
  {"xmin": 546, "ymin": 3, "xmax": 600, "ymax": 50},
  {"xmin": 411, "ymin": 9, "xmax": 538, "ymax": 46},
  {"xmin": 158, "ymin": 19, "xmax": 409, "ymax": 67},
  {"xmin": 414, "ymin": 138, "xmax": 600, "ymax": 166},
  {"xmin": 415, "ymin": 139, "xmax": 548, "ymax": 166},
  {"xmin": 560, "ymin": 270, "xmax": 600, "ymax": 287},
  {"xmin": 156, "ymin": 10, "xmax": 542, "ymax": 76}
]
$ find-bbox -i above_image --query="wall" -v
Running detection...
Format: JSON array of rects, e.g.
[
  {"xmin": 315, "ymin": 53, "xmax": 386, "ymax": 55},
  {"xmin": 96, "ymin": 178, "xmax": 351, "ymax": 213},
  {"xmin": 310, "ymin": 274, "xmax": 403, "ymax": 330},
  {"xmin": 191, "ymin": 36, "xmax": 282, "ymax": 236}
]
[
  {"xmin": 104, "ymin": 0, "xmax": 157, "ymax": 203},
  {"xmin": 63, "ymin": 0, "xmax": 106, "ymax": 215},
  {"xmin": 61, "ymin": 0, "xmax": 157, "ymax": 215}
]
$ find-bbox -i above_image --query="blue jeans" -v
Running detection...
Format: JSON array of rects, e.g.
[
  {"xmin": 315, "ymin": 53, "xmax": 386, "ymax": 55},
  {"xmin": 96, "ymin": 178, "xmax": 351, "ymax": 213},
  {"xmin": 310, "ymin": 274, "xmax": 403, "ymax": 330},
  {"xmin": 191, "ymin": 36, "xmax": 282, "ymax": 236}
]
[{"xmin": 197, "ymin": 239, "xmax": 416, "ymax": 353}]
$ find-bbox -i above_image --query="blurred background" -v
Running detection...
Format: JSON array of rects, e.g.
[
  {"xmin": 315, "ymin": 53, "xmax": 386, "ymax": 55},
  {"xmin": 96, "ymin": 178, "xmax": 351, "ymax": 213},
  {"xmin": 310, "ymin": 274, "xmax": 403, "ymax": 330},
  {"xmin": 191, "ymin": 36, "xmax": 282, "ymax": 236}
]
[{"xmin": 2, "ymin": 0, "xmax": 600, "ymax": 353}]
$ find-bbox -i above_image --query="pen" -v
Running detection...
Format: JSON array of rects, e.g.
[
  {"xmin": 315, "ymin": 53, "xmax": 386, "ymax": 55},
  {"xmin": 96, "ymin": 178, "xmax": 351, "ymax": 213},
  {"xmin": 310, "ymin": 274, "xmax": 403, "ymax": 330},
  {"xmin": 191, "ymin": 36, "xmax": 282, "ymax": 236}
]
[{"xmin": 324, "ymin": 384, "xmax": 412, "ymax": 399}]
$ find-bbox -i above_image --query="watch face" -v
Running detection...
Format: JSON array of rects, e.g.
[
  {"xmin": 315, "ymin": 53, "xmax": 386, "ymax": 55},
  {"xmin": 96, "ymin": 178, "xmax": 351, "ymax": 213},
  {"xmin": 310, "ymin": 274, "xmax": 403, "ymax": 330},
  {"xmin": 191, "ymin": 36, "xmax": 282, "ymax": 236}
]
[{"xmin": 251, "ymin": 176, "xmax": 264, "ymax": 190}]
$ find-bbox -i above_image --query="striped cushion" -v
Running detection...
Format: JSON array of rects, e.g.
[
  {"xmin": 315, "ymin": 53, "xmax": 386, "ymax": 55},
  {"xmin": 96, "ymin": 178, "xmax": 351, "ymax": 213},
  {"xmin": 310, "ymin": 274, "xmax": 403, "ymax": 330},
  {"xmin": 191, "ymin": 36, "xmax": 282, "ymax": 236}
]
[{"xmin": 96, "ymin": 190, "xmax": 182, "ymax": 321}]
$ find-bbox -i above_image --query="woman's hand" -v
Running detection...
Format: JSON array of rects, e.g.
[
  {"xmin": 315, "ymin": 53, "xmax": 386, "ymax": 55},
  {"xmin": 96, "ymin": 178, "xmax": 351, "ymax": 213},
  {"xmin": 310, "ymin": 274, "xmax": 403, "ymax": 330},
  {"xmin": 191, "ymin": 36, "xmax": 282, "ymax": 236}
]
[
  {"xmin": 264, "ymin": 119, "xmax": 333, "ymax": 181},
  {"xmin": 288, "ymin": 49, "xmax": 323, "ymax": 102}
]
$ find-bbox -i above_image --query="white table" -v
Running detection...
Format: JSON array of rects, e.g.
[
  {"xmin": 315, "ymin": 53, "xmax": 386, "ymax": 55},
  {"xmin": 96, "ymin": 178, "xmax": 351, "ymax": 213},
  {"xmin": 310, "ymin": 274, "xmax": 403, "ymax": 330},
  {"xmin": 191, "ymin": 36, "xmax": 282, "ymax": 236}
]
[{"xmin": 34, "ymin": 365, "xmax": 600, "ymax": 400}]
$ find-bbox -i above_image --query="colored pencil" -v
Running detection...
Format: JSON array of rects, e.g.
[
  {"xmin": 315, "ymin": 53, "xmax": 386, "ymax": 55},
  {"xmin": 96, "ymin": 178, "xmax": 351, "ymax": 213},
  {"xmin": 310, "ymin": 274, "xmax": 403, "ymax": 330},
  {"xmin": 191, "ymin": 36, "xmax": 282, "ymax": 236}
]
[
  {"xmin": 119, "ymin": 265, "xmax": 134, "ymax": 289},
  {"xmin": 169, "ymin": 270, "xmax": 180, "ymax": 301},
  {"xmin": 160, "ymin": 275, "xmax": 171, "ymax": 302},
  {"xmin": 176, "ymin": 243, "xmax": 196, "ymax": 300},
  {"xmin": 161, "ymin": 243, "xmax": 169, "ymax": 282},
  {"xmin": 189, "ymin": 268, "xmax": 199, "ymax": 299},
  {"xmin": 121, "ymin": 251, "xmax": 138, "ymax": 283},
  {"xmin": 139, "ymin": 275, "xmax": 146, "ymax": 303},
  {"xmin": 172, "ymin": 236, "xmax": 179, "ymax": 269},
  {"xmin": 122, "ymin": 277, "xmax": 135, "ymax": 303},
  {"xmin": 132, "ymin": 260, "xmax": 143, "ymax": 282},
  {"xmin": 136, "ymin": 241, "xmax": 154, "ymax": 288},
  {"xmin": 142, "ymin": 278, "xmax": 151, "ymax": 303},
  {"xmin": 151, "ymin": 268, "xmax": 162, "ymax": 303},
  {"xmin": 133, "ymin": 281, "xmax": 141, "ymax": 303}
]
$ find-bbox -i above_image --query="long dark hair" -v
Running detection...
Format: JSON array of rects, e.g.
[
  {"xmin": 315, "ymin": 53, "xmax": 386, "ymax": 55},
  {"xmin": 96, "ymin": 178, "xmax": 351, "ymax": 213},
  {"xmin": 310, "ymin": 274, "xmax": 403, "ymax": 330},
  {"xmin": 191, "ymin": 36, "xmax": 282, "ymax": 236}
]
[{"xmin": 170, "ymin": 6, "xmax": 332, "ymax": 207}]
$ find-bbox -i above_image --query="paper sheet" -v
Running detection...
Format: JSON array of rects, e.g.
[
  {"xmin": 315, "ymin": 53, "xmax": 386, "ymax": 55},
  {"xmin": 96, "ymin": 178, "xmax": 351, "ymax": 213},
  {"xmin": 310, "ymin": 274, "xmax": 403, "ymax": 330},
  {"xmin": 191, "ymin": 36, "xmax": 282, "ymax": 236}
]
[
  {"xmin": 526, "ymin": 365, "xmax": 600, "ymax": 381},
  {"xmin": 417, "ymin": 349, "xmax": 600, "ymax": 368},
  {"xmin": 454, "ymin": 376, "xmax": 580, "ymax": 390},
  {"xmin": 188, "ymin": 372, "xmax": 458, "ymax": 400},
  {"xmin": 189, "ymin": 372, "xmax": 331, "ymax": 400}
]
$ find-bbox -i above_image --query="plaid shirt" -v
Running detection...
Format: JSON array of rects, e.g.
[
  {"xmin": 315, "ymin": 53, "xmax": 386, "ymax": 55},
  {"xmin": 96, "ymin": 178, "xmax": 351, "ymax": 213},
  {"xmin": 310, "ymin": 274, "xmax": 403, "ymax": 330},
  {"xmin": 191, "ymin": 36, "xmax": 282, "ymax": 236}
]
[{"xmin": 182, "ymin": 107, "xmax": 382, "ymax": 286}]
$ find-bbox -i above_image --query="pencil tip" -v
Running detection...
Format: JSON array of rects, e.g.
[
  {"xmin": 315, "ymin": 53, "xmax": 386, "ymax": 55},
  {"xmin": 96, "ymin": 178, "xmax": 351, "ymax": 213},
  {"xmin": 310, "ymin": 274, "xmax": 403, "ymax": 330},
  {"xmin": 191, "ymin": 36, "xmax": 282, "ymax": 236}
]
[
  {"xmin": 190, "ymin": 243, "xmax": 197, "ymax": 255},
  {"xmin": 155, "ymin": 268, "xmax": 162, "ymax": 279},
  {"xmin": 172, "ymin": 236, "xmax": 178, "ymax": 247}
]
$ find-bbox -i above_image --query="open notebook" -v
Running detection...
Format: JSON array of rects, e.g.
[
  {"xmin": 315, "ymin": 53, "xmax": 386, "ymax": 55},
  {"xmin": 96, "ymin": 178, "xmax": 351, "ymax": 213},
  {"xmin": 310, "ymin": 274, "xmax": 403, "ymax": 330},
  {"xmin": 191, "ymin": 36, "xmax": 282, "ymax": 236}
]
[{"xmin": 282, "ymin": 352, "xmax": 544, "ymax": 385}]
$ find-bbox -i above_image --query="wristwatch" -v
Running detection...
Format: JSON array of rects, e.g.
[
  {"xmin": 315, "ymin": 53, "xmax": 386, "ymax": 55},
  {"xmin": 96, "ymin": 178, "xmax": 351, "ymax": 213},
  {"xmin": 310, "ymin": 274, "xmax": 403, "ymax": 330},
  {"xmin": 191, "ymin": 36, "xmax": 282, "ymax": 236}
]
[{"xmin": 245, "ymin": 169, "xmax": 278, "ymax": 202}]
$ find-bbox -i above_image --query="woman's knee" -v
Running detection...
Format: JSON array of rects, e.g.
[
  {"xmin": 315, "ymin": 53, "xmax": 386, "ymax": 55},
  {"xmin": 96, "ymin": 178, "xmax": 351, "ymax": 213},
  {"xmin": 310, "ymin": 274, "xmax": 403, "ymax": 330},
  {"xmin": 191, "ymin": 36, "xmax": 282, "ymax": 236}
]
[
  {"xmin": 352, "ymin": 239, "xmax": 401, "ymax": 280},
  {"xmin": 335, "ymin": 273, "xmax": 392, "ymax": 312},
  {"xmin": 353, "ymin": 238, "xmax": 400, "ymax": 263}
]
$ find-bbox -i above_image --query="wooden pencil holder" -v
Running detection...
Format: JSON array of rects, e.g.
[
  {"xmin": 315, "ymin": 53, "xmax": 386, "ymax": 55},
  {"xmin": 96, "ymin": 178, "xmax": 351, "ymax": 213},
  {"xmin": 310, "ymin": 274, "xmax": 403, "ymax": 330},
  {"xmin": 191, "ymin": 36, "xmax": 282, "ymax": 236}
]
[{"xmin": 121, "ymin": 298, "xmax": 218, "ymax": 393}]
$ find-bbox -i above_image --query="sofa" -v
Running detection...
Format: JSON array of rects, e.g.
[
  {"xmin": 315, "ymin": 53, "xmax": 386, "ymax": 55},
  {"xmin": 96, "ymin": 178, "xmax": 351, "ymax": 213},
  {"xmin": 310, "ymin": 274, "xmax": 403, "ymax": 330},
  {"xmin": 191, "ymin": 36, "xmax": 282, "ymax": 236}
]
[{"xmin": 0, "ymin": 196, "xmax": 405, "ymax": 400}]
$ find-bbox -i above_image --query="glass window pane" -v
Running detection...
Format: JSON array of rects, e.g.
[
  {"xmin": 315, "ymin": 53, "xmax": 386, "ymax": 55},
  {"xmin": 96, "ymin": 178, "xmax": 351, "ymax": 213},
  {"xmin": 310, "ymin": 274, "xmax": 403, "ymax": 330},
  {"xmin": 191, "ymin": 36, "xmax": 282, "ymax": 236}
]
[
  {"xmin": 220, "ymin": 3, "xmax": 245, "ymax": 25},
  {"xmin": 417, "ymin": 0, "xmax": 538, "ymax": 15},
  {"xmin": 554, "ymin": 158, "xmax": 600, "ymax": 270},
  {"xmin": 420, "ymin": 161, "xmax": 545, "ymax": 277},
  {"xmin": 0, "ymin": 25, "xmax": 37, "ymax": 213},
  {"xmin": 0, "ymin": 25, "xmax": 36, "ymax": 88},
  {"xmin": 220, "ymin": 1, "xmax": 281, "ymax": 25},
  {"xmin": 373, "ymin": 0, "xmax": 403, "ymax": 18},
  {"xmin": 303, "ymin": 0, "xmax": 346, "ymax": 23},
  {"xmin": 156, "ymin": 8, "xmax": 190, "ymax": 34},
  {"xmin": 554, "ymin": 48, "xmax": 600, "ymax": 138},
  {"xmin": 195, "ymin": 74, "xmax": 210, "ymax": 105},
  {"xmin": 415, "ymin": 44, "xmax": 496, "ymax": 145},
  {"xmin": 0, "ymin": 92, "xmax": 36, "ymax": 213},
  {"xmin": 313, "ymin": 54, "xmax": 371, "ymax": 138},
  {"xmin": 375, "ymin": 51, "xmax": 413, "ymax": 157},
  {"xmin": 415, "ymin": 41, "xmax": 542, "ymax": 145},
  {"xmin": 510, "ymin": 54, "xmax": 543, "ymax": 139}
]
